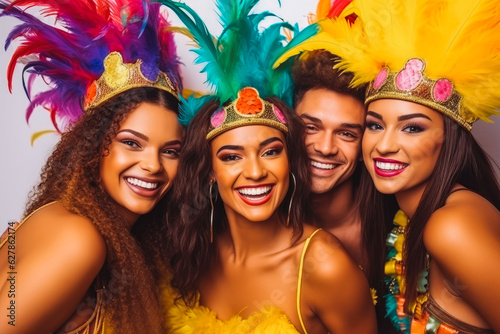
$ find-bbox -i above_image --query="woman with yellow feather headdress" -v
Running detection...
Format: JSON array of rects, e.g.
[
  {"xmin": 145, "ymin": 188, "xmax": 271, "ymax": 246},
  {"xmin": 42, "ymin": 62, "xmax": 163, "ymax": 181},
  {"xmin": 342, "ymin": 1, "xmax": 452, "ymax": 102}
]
[{"xmin": 275, "ymin": 0, "xmax": 500, "ymax": 333}]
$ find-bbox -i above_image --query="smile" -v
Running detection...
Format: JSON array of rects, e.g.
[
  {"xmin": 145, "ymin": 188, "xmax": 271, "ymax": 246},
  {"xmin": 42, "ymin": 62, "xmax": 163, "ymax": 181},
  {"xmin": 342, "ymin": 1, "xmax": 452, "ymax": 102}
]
[
  {"xmin": 311, "ymin": 160, "xmax": 337, "ymax": 170},
  {"xmin": 374, "ymin": 159, "xmax": 408, "ymax": 177},
  {"xmin": 126, "ymin": 177, "xmax": 160, "ymax": 190},
  {"xmin": 236, "ymin": 185, "xmax": 274, "ymax": 205},
  {"xmin": 237, "ymin": 186, "xmax": 272, "ymax": 196},
  {"xmin": 375, "ymin": 161, "xmax": 406, "ymax": 171}
]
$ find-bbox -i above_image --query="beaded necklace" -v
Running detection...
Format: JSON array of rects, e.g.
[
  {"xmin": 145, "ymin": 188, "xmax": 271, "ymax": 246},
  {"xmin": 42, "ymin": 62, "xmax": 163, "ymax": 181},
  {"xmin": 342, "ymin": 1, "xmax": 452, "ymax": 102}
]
[{"xmin": 384, "ymin": 210, "xmax": 429, "ymax": 333}]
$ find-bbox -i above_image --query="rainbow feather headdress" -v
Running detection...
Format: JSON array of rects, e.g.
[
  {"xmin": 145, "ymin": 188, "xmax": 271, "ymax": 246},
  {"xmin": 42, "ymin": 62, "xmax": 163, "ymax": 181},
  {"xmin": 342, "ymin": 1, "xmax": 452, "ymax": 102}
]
[
  {"xmin": 275, "ymin": 0, "xmax": 500, "ymax": 130},
  {"xmin": 155, "ymin": 0, "xmax": 308, "ymax": 140},
  {"xmin": 1, "ymin": 0, "xmax": 182, "ymax": 135}
]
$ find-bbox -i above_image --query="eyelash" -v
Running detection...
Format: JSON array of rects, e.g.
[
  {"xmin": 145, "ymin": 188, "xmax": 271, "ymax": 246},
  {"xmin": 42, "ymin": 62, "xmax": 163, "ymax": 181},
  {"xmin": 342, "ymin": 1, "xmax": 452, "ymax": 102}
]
[
  {"xmin": 366, "ymin": 121, "xmax": 383, "ymax": 131},
  {"xmin": 305, "ymin": 124, "xmax": 317, "ymax": 132},
  {"xmin": 262, "ymin": 147, "xmax": 283, "ymax": 157},
  {"xmin": 220, "ymin": 154, "xmax": 240, "ymax": 162},
  {"xmin": 121, "ymin": 139, "xmax": 140, "ymax": 148},
  {"xmin": 163, "ymin": 148, "xmax": 180, "ymax": 157},
  {"xmin": 402, "ymin": 123, "xmax": 425, "ymax": 133}
]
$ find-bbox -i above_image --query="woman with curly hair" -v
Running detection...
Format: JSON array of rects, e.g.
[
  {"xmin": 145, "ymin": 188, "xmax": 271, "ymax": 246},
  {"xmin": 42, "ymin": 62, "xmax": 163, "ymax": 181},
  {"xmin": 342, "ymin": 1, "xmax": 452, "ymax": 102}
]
[
  {"xmin": 0, "ymin": 0, "xmax": 183, "ymax": 333},
  {"xmin": 159, "ymin": 0, "xmax": 376, "ymax": 333}
]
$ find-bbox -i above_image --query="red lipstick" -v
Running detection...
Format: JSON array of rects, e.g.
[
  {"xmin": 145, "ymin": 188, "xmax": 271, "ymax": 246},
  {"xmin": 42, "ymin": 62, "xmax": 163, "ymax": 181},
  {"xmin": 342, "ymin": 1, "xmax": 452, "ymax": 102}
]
[
  {"xmin": 235, "ymin": 184, "xmax": 274, "ymax": 206},
  {"xmin": 373, "ymin": 158, "xmax": 408, "ymax": 177}
]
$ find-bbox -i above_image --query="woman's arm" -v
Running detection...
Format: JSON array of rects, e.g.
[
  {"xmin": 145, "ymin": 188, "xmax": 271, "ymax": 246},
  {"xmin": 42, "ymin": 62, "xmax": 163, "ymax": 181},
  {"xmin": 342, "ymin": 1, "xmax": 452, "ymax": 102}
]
[
  {"xmin": 0, "ymin": 207, "xmax": 106, "ymax": 333},
  {"xmin": 301, "ymin": 231, "xmax": 377, "ymax": 334},
  {"xmin": 424, "ymin": 197, "xmax": 500, "ymax": 333}
]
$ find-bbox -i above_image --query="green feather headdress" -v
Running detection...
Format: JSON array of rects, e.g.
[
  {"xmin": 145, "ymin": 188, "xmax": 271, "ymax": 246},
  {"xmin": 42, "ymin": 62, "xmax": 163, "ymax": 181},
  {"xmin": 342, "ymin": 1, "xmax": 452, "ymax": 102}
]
[{"xmin": 155, "ymin": 0, "xmax": 315, "ymax": 138}]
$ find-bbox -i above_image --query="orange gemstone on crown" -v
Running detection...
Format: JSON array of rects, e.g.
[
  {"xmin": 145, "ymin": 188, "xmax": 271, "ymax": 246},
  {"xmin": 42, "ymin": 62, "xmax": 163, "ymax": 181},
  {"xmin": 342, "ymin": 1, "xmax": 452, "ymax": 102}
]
[
  {"xmin": 84, "ymin": 82, "xmax": 97, "ymax": 108},
  {"xmin": 235, "ymin": 87, "xmax": 263, "ymax": 114}
]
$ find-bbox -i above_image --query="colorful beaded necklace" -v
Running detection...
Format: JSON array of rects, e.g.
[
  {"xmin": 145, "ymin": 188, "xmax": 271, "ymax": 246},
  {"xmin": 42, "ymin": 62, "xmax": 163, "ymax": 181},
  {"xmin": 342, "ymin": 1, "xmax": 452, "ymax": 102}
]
[{"xmin": 384, "ymin": 210, "xmax": 429, "ymax": 333}]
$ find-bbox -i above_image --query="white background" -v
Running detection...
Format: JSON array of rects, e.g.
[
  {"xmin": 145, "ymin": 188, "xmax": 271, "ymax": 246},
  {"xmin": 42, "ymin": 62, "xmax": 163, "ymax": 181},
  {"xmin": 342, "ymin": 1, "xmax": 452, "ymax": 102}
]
[{"xmin": 1, "ymin": 0, "xmax": 498, "ymax": 232}]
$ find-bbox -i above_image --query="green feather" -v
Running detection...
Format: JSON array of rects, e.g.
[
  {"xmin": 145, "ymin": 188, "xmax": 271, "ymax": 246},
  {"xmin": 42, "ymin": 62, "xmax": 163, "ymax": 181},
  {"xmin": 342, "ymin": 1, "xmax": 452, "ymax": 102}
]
[
  {"xmin": 153, "ymin": 0, "xmax": 235, "ymax": 102},
  {"xmin": 156, "ymin": 0, "xmax": 295, "ymax": 121}
]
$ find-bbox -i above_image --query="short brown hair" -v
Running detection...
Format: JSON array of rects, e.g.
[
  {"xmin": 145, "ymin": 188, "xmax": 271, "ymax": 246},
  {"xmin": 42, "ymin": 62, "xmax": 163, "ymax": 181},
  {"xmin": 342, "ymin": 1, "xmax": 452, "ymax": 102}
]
[{"xmin": 292, "ymin": 50, "xmax": 365, "ymax": 106}]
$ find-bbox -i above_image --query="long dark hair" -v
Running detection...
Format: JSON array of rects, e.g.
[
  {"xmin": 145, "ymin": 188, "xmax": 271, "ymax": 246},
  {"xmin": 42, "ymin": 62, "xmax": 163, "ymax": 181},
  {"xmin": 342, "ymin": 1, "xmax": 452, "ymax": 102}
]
[
  {"xmin": 166, "ymin": 96, "xmax": 310, "ymax": 306},
  {"xmin": 25, "ymin": 87, "xmax": 179, "ymax": 334},
  {"xmin": 357, "ymin": 166, "xmax": 399, "ymax": 333},
  {"xmin": 403, "ymin": 116, "xmax": 500, "ymax": 309}
]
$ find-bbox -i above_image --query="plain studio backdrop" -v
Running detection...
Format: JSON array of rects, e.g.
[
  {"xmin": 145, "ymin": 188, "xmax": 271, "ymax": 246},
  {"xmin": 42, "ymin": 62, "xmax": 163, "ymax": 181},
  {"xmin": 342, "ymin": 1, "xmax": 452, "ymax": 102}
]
[{"xmin": 1, "ymin": 0, "xmax": 499, "ymax": 232}]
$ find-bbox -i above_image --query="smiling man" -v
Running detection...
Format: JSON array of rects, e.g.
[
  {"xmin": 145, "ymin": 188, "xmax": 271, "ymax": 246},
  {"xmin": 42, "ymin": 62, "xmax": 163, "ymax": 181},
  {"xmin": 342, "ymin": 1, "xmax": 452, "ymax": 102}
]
[{"xmin": 292, "ymin": 50, "xmax": 367, "ymax": 269}]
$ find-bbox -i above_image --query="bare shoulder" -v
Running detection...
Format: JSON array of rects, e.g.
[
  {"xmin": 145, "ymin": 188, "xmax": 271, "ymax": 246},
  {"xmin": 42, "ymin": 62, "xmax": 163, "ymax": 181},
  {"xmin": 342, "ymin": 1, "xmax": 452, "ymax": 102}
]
[
  {"xmin": 300, "ymin": 229, "xmax": 376, "ymax": 333},
  {"xmin": 302, "ymin": 229, "xmax": 364, "ymax": 285},
  {"xmin": 16, "ymin": 202, "xmax": 106, "ymax": 268},
  {"xmin": 0, "ymin": 203, "xmax": 107, "ymax": 333},
  {"xmin": 424, "ymin": 190, "xmax": 500, "ymax": 261}
]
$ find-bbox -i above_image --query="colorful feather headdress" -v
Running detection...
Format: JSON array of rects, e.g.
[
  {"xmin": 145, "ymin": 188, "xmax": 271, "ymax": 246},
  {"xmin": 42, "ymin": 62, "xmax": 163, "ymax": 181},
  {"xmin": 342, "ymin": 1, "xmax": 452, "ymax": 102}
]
[
  {"xmin": 154, "ymin": 0, "xmax": 306, "ymax": 140},
  {"xmin": 275, "ymin": 0, "xmax": 500, "ymax": 130},
  {"xmin": 1, "ymin": 0, "xmax": 182, "ymax": 136}
]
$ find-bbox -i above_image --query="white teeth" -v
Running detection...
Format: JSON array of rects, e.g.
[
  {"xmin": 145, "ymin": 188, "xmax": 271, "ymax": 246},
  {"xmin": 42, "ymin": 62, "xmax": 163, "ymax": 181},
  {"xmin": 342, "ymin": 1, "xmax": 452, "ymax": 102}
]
[
  {"xmin": 311, "ymin": 161, "xmax": 336, "ymax": 170},
  {"xmin": 238, "ymin": 186, "xmax": 272, "ymax": 196},
  {"xmin": 126, "ymin": 177, "xmax": 159, "ymax": 190},
  {"xmin": 375, "ymin": 161, "xmax": 406, "ymax": 171}
]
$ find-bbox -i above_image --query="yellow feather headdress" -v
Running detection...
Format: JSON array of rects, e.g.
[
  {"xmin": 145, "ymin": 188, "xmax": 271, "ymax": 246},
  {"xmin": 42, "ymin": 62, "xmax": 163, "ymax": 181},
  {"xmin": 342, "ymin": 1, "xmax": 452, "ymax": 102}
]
[{"xmin": 275, "ymin": 0, "xmax": 500, "ymax": 130}]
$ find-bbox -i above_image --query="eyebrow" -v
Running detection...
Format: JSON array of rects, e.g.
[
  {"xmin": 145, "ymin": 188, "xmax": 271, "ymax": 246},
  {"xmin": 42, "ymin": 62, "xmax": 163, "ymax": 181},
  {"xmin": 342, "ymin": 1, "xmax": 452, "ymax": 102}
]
[
  {"xmin": 118, "ymin": 129, "xmax": 148, "ymax": 141},
  {"xmin": 398, "ymin": 113, "xmax": 431, "ymax": 121},
  {"xmin": 367, "ymin": 111, "xmax": 382, "ymax": 120},
  {"xmin": 340, "ymin": 123, "xmax": 363, "ymax": 132},
  {"xmin": 118, "ymin": 130, "xmax": 182, "ymax": 146},
  {"xmin": 300, "ymin": 113, "xmax": 322, "ymax": 124},
  {"xmin": 302, "ymin": 113, "xmax": 363, "ymax": 132},
  {"xmin": 216, "ymin": 137, "xmax": 284, "ymax": 155},
  {"xmin": 367, "ymin": 111, "xmax": 431, "ymax": 121}
]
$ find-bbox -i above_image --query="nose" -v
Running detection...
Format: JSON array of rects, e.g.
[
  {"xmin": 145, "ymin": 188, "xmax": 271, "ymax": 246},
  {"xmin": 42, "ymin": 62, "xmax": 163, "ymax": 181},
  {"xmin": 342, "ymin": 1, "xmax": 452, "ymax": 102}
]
[
  {"xmin": 312, "ymin": 132, "xmax": 338, "ymax": 156},
  {"xmin": 242, "ymin": 155, "xmax": 268, "ymax": 180},
  {"xmin": 374, "ymin": 129, "xmax": 399, "ymax": 155},
  {"xmin": 139, "ymin": 150, "xmax": 164, "ymax": 174}
]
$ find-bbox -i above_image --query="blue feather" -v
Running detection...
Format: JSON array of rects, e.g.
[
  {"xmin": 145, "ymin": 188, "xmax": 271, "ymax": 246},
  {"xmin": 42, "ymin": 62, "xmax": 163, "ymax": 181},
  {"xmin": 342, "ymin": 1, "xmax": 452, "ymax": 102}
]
[{"xmin": 178, "ymin": 94, "xmax": 217, "ymax": 126}]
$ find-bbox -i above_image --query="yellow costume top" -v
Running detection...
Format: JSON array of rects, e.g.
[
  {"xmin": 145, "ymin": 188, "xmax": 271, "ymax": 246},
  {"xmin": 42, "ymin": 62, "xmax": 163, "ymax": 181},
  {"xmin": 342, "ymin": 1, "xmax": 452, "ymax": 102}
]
[{"xmin": 162, "ymin": 229, "xmax": 323, "ymax": 334}]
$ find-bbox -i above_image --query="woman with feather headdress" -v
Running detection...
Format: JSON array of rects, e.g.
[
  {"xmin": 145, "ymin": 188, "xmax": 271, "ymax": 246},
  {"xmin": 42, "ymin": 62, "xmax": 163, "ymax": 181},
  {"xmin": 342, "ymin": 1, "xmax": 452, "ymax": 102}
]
[
  {"xmin": 0, "ymin": 0, "xmax": 183, "ymax": 332},
  {"xmin": 275, "ymin": 0, "xmax": 500, "ymax": 333},
  {"xmin": 156, "ymin": 0, "xmax": 376, "ymax": 333}
]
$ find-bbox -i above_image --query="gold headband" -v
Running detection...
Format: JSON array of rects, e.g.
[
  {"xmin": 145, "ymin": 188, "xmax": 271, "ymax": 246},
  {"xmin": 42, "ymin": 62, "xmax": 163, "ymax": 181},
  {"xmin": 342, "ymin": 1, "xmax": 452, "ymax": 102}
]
[
  {"xmin": 366, "ymin": 58, "xmax": 476, "ymax": 131},
  {"xmin": 84, "ymin": 52, "xmax": 179, "ymax": 110},
  {"xmin": 206, "ymin": 87, "xmax": 288, "ymax": 140}
]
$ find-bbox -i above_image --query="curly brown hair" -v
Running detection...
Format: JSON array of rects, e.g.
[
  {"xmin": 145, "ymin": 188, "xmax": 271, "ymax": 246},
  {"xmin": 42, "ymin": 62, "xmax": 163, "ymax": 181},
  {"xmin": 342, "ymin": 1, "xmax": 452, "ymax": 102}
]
[
  {"xmin": 165, "ymin": 97, "xmax": 311, "ymax": 306},
  {"xmin": 23, "ymin": 87, "xmax": 179, "ymax": 334},
  {"xmin": 291, "ymin": 50, "xmax": 366, "ymax": 107}
]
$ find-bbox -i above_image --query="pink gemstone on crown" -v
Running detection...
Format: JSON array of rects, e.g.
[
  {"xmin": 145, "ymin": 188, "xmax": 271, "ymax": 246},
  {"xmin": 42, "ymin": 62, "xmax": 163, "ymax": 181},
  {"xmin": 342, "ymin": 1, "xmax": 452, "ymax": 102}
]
[
  {"xmin": 274, "ymin": 106, "xmax": 287, "ymax": 124},
  {"xmin": 373, "ymin": 68, "xmax": 388, "ymax": 90},
  {"xmin": 211, "ymin": 108, "xmax": 226, "ymax": 128},
  {"xmin": 396, "ymin": 58, "xmax": 424, "ymax": 91},
  {"xmin": 433, "ymin": 79, "xmax": 453, "ymax": 102}
]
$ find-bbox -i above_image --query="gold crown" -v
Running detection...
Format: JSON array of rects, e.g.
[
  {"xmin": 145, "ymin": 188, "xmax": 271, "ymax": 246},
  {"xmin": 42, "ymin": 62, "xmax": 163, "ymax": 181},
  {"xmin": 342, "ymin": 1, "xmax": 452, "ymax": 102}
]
[
  {"xmin": 366, "ymin": 58, "xmax": 476, "ymax": 131},
  {"xmin": 84, "ymin": 52, "xmax": 179, "ymax": 110},
  {"xmin": 206, "ymin": 87, "xmax": 288, "ymax": 140}
]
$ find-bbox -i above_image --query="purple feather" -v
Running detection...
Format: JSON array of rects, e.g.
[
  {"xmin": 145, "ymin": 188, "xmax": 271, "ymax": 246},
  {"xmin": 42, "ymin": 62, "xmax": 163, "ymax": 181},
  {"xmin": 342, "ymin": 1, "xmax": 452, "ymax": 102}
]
[{"xmin": 1, "ymin": 0, "xmax": 182, "ymax": 133}]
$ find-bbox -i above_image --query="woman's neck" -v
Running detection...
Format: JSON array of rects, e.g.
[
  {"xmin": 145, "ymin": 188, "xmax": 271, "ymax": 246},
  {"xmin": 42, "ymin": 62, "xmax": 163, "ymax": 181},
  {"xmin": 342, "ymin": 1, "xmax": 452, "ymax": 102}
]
[
  {"xmin": 394, "ymin": 182, "xmax": 429, "ymax": 218},
  {"xmin": 221, "ymin": 209, "xmax": 292, "ymax": 264}
]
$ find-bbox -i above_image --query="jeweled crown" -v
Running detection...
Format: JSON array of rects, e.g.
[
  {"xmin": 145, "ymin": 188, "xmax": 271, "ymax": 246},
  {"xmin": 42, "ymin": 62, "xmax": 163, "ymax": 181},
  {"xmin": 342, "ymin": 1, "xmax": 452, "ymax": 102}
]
[
  {"xmin": 84, "ymin": 52, "xmax": 179, "ymax": 110},
  {"xmin": 206, "ymin": 87, "xmax": 288, "ymax": 140},
  {"xmin": 366, "ymin": 58, "xmax": 476, "ymax": 131}
]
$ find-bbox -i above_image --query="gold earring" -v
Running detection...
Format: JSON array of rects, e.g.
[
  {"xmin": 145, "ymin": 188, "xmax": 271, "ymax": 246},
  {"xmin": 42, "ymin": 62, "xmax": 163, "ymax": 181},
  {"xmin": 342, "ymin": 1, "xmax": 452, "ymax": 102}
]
[
  {"xmin": 209, "ymin": 180, "xmax": 215, "ymax": 243},
  {"xmin": 287, "ymin": 173, "xmax": 296, "ymax": 227}
]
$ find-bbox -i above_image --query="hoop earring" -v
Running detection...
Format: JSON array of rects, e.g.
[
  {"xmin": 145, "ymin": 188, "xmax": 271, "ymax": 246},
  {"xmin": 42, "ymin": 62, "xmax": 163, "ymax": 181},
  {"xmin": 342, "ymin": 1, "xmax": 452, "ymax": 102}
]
[
  {"xmin": 209, "ymin": 180, "xmax": 215, "ymax": 243},
  {"xmin": 287, "ymin": 173, "xmax": 296, "ymax": 227}
]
